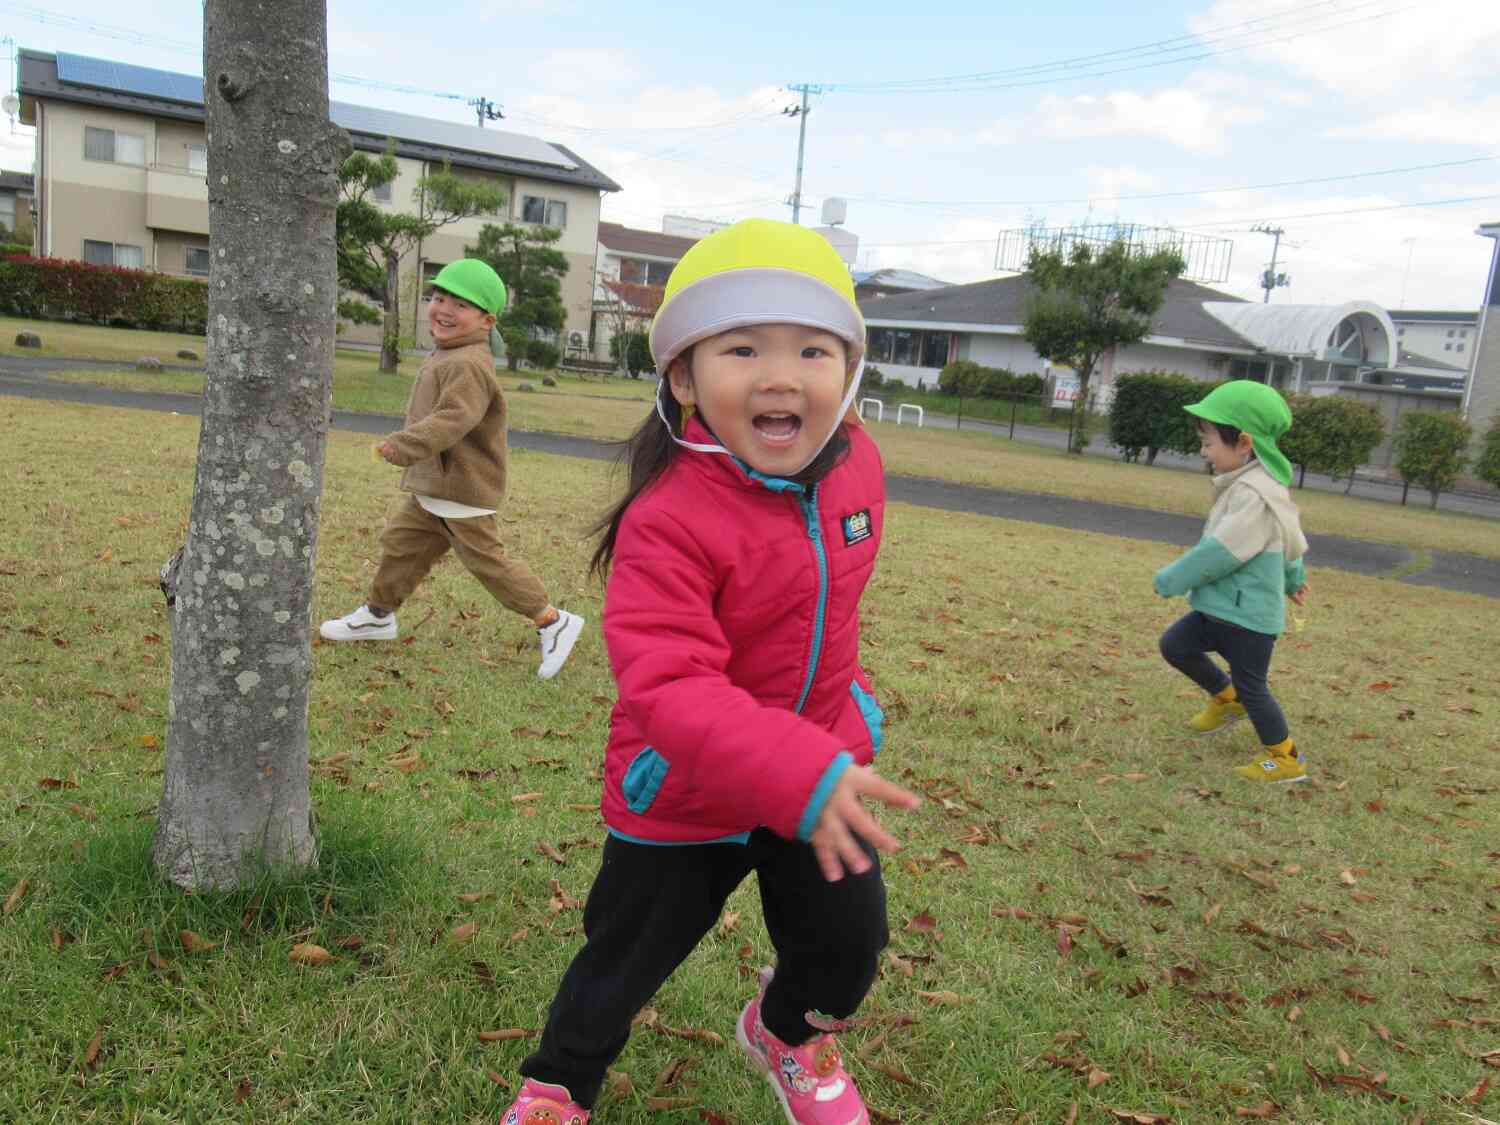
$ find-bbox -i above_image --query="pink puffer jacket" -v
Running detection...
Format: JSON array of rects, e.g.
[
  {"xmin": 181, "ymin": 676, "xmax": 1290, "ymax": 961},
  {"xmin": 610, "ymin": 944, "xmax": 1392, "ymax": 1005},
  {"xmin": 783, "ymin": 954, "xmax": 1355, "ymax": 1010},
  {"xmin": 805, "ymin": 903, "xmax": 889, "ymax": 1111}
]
[{"xmin": 600, "ymin": 417, "xmax": 886, "ymax": 844}]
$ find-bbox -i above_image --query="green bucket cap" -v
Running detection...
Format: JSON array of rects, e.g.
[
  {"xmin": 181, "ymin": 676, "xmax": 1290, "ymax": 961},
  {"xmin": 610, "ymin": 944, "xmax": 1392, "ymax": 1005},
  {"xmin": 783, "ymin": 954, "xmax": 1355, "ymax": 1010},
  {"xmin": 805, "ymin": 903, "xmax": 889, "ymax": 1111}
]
[
  {"xmin": 1183, "ymin": 380, "xmax": 1294, "ymax": 486},
  {"xmin": 430, "ymin": 259, "xmax": 507, "ymax": 316}
]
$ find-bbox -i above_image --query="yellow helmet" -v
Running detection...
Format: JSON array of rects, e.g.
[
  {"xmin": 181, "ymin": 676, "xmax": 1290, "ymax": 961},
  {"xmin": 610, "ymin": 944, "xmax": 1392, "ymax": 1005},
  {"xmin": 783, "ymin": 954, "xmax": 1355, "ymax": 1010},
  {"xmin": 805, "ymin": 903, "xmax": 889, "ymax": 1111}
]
[{"xmin": 649, "ymin": 219, "xmax": 864, "ymax": 375}]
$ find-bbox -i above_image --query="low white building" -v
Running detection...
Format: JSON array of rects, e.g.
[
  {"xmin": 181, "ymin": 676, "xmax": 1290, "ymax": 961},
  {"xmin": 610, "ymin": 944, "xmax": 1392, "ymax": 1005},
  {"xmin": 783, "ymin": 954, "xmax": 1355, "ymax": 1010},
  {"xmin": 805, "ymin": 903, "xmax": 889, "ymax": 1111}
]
[{"xmin": 859, "ymin": 275, "xmax": 1402, "ymax": 400}]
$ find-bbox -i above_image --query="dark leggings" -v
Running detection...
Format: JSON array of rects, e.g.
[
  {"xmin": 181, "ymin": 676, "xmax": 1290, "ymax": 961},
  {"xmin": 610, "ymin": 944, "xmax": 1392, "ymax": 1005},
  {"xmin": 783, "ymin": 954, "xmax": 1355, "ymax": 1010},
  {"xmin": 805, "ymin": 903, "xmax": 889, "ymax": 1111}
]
[
  {"xmin": 1159, "ymin": 611, "xmax": 1289, "ymax": 746},
  {"xmin": 520, "ymin": 829, "xmax": 888, "ymax": 1108}
]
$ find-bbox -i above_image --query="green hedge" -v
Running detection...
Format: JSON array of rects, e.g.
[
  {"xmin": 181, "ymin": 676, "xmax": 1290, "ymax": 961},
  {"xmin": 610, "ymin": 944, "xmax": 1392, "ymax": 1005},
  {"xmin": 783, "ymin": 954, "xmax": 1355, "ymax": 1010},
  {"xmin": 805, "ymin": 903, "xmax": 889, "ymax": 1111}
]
[
  {"xmin": 1108, "ymin": 370, "xmax": 1214, "ymax": 464},
  {"xmin": 0, "ymin": 255, "xmax": 208, "ymax": 334},
  {"xmin": 1475, "ymin": 414, "xmax": 1500, "ymax": 492},
  {"xmin": 1277, "ymin": 394, "xmax": 1386, "ymax": 491},
  {"xmin": 937, "ymin": 360, "xmax": 1044, "ymax": 400},
  {"xmin": 1393, "ymin": 411, "xmax": 1471, "ymax": 508}
]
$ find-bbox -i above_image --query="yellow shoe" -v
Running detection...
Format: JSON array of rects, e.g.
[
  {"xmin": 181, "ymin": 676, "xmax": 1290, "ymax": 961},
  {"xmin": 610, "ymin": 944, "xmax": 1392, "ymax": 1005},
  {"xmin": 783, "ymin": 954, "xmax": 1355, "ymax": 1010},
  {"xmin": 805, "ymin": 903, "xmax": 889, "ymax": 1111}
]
[
  {"xmin": 1234, "ymin": 751, "xmax": 1307, "ymax": 784},
  {"xmin": 1189, "ymin": 696, "xmax": 1246, "ymax": 734}
]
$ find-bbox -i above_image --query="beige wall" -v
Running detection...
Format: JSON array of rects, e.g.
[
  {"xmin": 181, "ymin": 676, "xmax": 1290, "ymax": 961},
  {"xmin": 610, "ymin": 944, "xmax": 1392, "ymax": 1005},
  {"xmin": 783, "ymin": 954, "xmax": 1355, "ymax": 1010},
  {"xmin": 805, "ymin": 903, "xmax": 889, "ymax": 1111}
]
[
  {"xmin": 38, "ymin": 97, "xmax": 610, "ymax": 356},
  {"xmin": 154, "ymin": 119, "xmax": 207, "ymax": 173},
  {"xmin": 154, "ymin": 229, "xmax": 211, "ymax": 278}
]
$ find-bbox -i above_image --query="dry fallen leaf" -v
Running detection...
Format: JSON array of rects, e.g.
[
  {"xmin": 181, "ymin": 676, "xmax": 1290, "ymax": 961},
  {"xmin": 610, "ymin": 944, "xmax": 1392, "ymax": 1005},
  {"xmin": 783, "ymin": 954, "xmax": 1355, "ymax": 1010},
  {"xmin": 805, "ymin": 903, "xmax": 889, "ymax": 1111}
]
[
  {"xmin": 179, "ymin": 930, "xmax": 217, "ymax": 954},
  {"xmin": 916, "ymin": 990, "xmax": 962, "ymax": 1006},
  {"xmin": 1234, "ymin": 1102, "xmax": 1278, "ymax": 1119},
  {"xmin": 448, "ymin": 922, "xmax": 477, "ymax": 945},
  {"xmin": 457, "ymin": 892, "xmax": 491, "ymax": 904},
  {"xmin": 1202, "ymin": 902, "xmax": 1224, "ymax": 925},
  {"xmin": 4, "ymin": 878, "xmax": 29, "ymax": 915},
  {"xmin": 905, "ymin": 910, "xmax": 938, "ymax": 934},
  {"xmin": 288, "ymin": 942, "xmax": 334, "ymax": 967},
  {"xmin": 80, "ymin": 1024, "xmax": 104, "ymax": 1077}
]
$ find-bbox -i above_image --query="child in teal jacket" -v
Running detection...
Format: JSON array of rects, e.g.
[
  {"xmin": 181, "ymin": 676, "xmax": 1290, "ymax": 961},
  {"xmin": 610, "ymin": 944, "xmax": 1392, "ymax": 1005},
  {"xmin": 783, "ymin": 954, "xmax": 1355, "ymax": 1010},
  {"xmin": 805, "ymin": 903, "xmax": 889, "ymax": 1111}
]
[{"xmin": 1154, "ymin": 380, "xmax": 1310, "ymax": 783}]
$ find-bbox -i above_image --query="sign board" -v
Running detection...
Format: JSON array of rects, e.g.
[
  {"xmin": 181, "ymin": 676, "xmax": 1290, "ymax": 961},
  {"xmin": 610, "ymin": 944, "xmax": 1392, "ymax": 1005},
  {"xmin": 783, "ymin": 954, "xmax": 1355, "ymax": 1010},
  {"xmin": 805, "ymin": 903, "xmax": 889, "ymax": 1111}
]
[{"xmin": 1050, "ymin": 370, "xmax": 1080, "ymax": 407}]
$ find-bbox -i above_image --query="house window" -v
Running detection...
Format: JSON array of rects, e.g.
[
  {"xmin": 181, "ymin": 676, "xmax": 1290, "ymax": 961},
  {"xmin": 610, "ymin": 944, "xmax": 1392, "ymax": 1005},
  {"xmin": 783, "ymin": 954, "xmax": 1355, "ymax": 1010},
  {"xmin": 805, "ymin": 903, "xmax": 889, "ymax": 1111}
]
[
  {"xmin": 371, "ymin": 179, "xmax": 392, "ymax": 204},
  {"xmin": 84, "ymin": 126, "xmax": 146, "ymax": 165},
  {"xmin": 618, "ymin": 257, "xmax": 673, "ymax": 285},
  {"xmin": 185, "ymin": 246, "xmax": 210, "ymax": 276},
  {"xmin": 1456, "ymin": 343, "xmax": 1465, "ymax": 353},
  {"xmin": 866, "ymin": 327, "xmax": 952, "ymax": 368},
  {"xmin": 521, "ymin": 195, "xmax": 567, "ymax": 228},
  {"xmin": 1396, "ymin": 327, "xmax": 1405, "ymax": 336},
  {"xmin": 187, "ymin": 145, "xmax": 207, "ymax": 175},
  {"xmin": 1459, "ymin": 329, "xmax": 1468, "ymax": 338},
  {"xmin": 0, "ymin": 194, "xmax": 14, "ymax": 233},
  {"xmin": 83, "ymin": 239, "xmax": 143, "ymax": 268},
  {"xmin": 1446, "ymin": 328, "xmax": 1455, "ymax": 337},
  {"xmin": 1444, "ymin": 342, "xmax": 1453, "ymax": 351}
]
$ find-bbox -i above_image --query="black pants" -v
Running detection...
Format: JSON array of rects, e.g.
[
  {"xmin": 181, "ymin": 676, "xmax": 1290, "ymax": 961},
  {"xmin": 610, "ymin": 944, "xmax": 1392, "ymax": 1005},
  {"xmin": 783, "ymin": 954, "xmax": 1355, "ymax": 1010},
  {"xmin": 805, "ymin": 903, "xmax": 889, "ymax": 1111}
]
[
  {"xmin": 520, "ymin": 829, "xmax": 889, "ymax": 1108},
  {"xmin": 1159, "ymin": 611, "xmax": 1289, "ymax": 746}
]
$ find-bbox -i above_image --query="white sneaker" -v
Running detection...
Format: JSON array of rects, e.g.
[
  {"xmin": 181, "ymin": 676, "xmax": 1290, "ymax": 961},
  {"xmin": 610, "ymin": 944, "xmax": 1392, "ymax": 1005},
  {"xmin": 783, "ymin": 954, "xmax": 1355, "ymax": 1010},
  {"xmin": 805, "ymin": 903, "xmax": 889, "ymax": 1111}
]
[
  {"xmin": 319, "ymin": 604, "xmax": 397, "ymax": 642},
  {"xmin": 537, "ymin": 609, "xmax": 584, "ymax": 679}
]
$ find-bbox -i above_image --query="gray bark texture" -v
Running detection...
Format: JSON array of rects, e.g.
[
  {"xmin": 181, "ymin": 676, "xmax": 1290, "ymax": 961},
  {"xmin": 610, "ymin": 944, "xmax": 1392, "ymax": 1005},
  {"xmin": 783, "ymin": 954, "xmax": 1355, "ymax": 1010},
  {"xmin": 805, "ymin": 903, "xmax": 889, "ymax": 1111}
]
[{"xmin": 153, "ymin": 0, "xmax": 349, "ymax": 890}]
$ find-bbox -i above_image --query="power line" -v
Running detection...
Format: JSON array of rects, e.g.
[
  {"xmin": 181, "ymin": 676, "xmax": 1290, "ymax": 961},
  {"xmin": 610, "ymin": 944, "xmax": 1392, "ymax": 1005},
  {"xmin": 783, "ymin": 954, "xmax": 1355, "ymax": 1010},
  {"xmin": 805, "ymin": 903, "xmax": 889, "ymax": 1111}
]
[
  {"xmin": 819, "ymin": 156, "xmax": 1497, "ymax": 213},
  {"xmin": 812, "ymin": 0, "xmax": 1408, "ymax": 93},
  {"xmin": 1178, "ymin": 193, "xmax": 1500, "ymax": 230}
]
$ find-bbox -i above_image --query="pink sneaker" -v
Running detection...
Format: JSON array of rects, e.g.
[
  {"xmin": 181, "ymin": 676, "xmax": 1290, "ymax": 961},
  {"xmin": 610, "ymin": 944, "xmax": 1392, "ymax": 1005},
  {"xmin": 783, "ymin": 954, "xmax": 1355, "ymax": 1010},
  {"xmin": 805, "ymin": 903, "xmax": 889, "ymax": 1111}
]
[
  {"xmin": 499, "ymin": 1079, "xmax": 588, "ymax": 1125},
  {"xmin": 736, "ymin": 981, "xmax": 869, "ymax": 1125}
]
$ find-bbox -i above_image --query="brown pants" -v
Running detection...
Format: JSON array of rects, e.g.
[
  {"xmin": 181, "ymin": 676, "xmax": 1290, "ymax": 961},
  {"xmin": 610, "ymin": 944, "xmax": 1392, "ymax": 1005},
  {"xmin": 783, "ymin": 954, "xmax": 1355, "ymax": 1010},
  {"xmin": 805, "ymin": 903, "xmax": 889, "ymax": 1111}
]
[{"xmin": 369, "ymin": 494, "xmax": 549, "ymax": 620}]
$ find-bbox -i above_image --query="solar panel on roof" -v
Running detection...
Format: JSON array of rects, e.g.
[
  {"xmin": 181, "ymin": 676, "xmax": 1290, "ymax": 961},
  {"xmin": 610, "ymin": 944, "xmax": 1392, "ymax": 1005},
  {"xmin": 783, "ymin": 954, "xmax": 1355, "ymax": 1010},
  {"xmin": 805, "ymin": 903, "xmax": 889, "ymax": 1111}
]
[
  {"xmin": 57, "ymin": 52, "xmax": 203, "ymax": 105},
  {"xmin": 330, "ymin": 102, "xmax": 577, "ymax": 171},
  {"xmin": 51, "ymin": 52, "xmax": 583, "ymax": 175}
]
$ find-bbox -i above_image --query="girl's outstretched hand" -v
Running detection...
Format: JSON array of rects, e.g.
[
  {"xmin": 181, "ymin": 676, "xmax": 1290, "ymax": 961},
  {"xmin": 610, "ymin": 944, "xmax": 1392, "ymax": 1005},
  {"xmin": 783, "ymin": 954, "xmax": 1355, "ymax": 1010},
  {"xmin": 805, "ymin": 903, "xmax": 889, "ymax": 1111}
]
[
  {"xmin": 811, "ymin": 766, "xmax": 921, "ymax": 883},
  {"xmin": 1290, "ymin": 581, "xmax": 1309, "ymax": 607}
]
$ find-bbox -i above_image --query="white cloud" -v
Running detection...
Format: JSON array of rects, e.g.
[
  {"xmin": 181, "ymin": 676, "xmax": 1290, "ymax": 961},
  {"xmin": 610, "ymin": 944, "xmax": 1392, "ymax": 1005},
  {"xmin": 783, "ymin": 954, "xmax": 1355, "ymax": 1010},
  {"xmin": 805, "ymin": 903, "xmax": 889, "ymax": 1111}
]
[
  {"xmin": 1191, "ymin": 0, "xmax": 1500, "ymax": 101},
  {"xmin": 1328, "ymin": 96, "xmax": 1500, "ymax": 145},
  {"xmin": 1034, "ymin": 88, "xmax": 1265, "ymax": 154}
]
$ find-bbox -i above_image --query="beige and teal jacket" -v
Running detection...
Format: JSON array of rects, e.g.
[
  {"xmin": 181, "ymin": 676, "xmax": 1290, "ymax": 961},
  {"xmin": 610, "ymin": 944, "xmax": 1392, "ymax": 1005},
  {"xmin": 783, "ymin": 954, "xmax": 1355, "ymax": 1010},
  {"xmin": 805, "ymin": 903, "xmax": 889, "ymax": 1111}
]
[{"xmin": 1153, "ymin": 461, "xmax": 1308, "ymax": 635}]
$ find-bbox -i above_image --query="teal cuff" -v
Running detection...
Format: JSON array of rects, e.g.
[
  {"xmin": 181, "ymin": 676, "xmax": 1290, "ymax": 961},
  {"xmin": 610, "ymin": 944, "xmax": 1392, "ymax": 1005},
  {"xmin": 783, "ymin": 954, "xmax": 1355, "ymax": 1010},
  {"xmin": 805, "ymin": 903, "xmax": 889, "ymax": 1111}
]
[{"xmin": 797, "ymin": 751, "xmax": 854, "ymax": 843}]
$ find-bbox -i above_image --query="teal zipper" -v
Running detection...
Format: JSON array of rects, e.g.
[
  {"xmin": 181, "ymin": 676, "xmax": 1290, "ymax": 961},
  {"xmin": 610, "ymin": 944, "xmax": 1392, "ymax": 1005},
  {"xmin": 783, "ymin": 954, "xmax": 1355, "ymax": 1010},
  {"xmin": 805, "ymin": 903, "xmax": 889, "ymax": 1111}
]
[{"xmin": 794, "ymin": 483, "xmax": 828, "ymax": 714}]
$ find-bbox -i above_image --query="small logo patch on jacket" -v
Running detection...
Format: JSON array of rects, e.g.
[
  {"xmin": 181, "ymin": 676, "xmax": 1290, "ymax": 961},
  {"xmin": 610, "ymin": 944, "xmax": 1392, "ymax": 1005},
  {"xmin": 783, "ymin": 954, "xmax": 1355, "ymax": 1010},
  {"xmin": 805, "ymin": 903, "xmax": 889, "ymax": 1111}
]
[{"xmin": 842, "ymin": 509, "xmax": 873, "ymax": 546}]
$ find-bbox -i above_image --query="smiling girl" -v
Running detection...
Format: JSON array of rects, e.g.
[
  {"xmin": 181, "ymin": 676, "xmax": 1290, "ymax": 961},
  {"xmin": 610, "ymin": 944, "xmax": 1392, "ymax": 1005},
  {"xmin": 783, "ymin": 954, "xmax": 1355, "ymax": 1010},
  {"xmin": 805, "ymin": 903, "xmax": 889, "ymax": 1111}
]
[{"xmin": 499, "ymin": 220, "xmax": 919, "ymax": 1125}]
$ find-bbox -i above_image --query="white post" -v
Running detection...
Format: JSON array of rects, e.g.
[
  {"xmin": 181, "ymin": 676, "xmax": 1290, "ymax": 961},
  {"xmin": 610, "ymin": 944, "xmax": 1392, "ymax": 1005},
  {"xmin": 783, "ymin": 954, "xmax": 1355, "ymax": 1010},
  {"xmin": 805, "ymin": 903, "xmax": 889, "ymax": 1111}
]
[
  {"xmin": 896, "ymin": 403, "xmax": 924, "ymax": 427},
  {"xmin": 858, "ymin": 397, "xmax": 884, "ymax": 423}
]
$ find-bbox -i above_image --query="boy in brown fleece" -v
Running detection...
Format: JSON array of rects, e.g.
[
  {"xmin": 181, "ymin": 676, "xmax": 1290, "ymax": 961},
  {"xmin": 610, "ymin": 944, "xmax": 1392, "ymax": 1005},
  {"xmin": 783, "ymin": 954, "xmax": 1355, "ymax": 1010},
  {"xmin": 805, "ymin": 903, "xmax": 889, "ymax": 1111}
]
[{"xmin": 320, "ymin": 259, "xmax": 584, "ymax": 679}]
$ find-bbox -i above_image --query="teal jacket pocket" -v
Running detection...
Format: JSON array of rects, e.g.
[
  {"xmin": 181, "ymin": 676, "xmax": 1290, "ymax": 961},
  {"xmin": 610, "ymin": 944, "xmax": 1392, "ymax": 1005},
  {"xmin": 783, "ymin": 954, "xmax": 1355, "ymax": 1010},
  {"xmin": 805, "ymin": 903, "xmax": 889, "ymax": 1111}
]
[
  {"xmin": 621, "ymin": 747, "xmax": 671, "ymax": 814},
  {"xmin": 850, "ymin": 680, "xmax": 885, "ymax": 756}
]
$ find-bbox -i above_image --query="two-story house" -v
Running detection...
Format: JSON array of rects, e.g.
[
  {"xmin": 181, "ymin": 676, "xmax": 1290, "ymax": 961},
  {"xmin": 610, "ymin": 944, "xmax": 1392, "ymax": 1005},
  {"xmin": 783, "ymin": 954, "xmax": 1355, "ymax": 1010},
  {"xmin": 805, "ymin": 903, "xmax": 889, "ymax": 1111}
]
[{"xmin": 17, "ymin": 49, "xmax": 620, "ymax": 348}]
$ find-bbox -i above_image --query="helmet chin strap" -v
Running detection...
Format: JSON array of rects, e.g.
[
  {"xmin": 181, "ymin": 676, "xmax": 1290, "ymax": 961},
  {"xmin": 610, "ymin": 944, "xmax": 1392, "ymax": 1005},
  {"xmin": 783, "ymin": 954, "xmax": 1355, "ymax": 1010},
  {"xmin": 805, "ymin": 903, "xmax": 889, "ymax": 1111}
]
[{"xmin": 654, "ymin": 359, "xmax": 866, "ymax": 477}]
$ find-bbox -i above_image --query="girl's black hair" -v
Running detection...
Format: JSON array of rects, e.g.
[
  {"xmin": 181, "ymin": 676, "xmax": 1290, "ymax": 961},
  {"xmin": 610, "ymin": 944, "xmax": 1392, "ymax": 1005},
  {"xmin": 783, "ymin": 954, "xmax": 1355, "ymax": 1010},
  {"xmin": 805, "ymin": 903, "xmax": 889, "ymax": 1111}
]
[{"xmin": 589, "ymin": 349, "xmax": 852, "ymax": 578}]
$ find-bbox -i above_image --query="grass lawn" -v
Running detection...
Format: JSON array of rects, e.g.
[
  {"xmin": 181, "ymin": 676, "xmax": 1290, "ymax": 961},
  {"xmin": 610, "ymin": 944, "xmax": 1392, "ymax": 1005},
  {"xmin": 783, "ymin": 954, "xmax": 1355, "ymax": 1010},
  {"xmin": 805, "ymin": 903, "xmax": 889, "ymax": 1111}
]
[
  {"xmin": 3, "ymin": 397, "xmax": 1498, "ymax": 1123},
  {"xmin": 8, "ymin": 314, "xmax": 1500, "ymax": 559}
]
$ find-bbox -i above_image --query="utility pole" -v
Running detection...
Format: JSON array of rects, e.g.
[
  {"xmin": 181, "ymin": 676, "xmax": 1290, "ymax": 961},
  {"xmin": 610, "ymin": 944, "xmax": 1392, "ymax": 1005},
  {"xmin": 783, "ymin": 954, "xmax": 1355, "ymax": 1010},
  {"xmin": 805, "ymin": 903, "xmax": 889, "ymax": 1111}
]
[
  {"xmin": 469, "ymin": 97, "xmax": 503, "ymax": 128},
  {"xmin": 783, "ymin": 84, "xmax": 824, "ymax": 225},
  {"xmin": 1252, "ymin": 224, "xmax": 1289, "ymax": 303}
]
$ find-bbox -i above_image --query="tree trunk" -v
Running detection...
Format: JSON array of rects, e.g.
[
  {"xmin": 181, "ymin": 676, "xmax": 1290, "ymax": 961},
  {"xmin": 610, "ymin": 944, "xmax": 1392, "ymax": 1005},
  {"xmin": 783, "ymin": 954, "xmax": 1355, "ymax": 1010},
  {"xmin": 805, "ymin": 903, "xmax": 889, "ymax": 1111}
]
[
  {"xmin": 380, "ymin": 250, "xmax": 401, "ymax": 372},
  {"xmin": 1297, "ymin": 464, "xmax": 1306, "ymax": 489},
  {"xmin": 154, "ymin": 0, "xmax": 346, "ymax": 891},
  {"xmin": 1068, "ymin": 365, "xmax": 1094, "ymax": 454}
]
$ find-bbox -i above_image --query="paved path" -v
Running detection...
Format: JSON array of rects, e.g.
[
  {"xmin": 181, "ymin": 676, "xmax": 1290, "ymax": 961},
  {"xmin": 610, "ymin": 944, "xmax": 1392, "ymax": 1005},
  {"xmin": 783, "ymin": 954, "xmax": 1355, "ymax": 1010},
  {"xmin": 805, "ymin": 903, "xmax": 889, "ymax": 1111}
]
[
  {"xmin": 876, "ymin": 402, "xmax": 1500, "ymax": 518},
  {"xmin": 4, "ymin": 363, "xmax": 1498, "ymax": 599}
]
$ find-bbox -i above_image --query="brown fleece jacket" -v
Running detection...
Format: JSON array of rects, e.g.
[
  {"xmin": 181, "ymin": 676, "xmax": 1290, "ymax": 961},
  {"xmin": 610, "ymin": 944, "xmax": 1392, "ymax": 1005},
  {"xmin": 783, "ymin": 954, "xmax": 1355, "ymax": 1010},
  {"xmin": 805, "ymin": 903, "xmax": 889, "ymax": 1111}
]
[{"xmin": 384, "ymin": 329, "xmax": 509, "ymax": 508}]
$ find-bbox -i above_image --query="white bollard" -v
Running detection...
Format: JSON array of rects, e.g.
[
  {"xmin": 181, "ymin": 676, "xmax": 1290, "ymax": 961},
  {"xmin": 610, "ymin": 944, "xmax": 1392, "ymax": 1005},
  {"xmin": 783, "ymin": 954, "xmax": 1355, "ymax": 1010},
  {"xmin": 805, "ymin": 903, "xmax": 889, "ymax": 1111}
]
[
  {"xmin": 858, "ymin": 397, "xmax": 885, "ymax": 423},
  {"xmin": 896, "ymin": 403, "xmax": 924, "ymax": 427}
]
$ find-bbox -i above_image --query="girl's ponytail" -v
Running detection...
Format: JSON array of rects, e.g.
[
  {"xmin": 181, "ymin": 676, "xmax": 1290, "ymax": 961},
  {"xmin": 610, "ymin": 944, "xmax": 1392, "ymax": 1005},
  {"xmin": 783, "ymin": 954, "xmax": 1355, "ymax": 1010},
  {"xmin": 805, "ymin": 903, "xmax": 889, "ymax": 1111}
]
[{"xmin": 590, "ymin": 387, "xmax": 683, "ymax": 578}]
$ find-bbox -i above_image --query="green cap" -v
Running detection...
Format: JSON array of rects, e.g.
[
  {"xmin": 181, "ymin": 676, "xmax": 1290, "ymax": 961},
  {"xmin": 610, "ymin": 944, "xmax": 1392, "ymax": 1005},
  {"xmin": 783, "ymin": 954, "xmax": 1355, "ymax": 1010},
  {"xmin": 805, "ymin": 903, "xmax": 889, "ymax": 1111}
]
[
  {"xmin": 1184, "ymin": 380, "xmax": 1294, "ymax": 486},
  {"xmin": 430, "ymin": 259, "xmax": 507, "ymax": 316}
]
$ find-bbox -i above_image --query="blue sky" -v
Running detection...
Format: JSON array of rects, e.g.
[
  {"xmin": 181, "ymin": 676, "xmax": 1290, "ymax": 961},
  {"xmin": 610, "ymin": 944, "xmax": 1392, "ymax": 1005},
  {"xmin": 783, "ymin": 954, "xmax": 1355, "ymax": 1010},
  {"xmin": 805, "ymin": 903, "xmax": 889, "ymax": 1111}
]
[{"xmin": 4, "ymin": 0, "xmax": 1499, "ymax": 308}]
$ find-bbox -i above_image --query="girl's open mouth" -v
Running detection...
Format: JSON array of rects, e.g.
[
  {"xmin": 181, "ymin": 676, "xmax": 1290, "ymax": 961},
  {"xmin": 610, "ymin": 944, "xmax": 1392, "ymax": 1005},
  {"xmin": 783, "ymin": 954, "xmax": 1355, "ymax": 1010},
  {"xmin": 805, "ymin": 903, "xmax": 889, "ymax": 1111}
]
[{"xmin": 753, "ymin": 413, "xmax": 802, "ymax": 443}]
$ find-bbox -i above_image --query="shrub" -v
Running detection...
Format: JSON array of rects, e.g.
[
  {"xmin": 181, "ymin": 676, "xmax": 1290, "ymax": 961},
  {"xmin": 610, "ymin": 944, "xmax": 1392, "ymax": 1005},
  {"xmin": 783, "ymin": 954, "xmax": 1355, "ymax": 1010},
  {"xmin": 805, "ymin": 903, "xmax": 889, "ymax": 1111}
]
[
  {"xmin": 0, "ymin": 241, "xmax": 31, "ymax": 257},
  {"xmin": 862, "ymin": 364, "xmax": 884, "ymax": 390},
  {"xmin": 1393, "ymin": 410, "xmax": 1471, "ymax": 508},
  {"xmin": 0, "ymin": 256, "xmax": 207, "ymax": 333},
  {"xmin": 1278, "ymin": 394, "xmax": 1386, "ymax": 491},
  {"xmin": 1108, "ymin": 371, "xmax": 1217, "ymax": 464},
  {"xmin": 337, "ymin": 296, "xmax": 382, "ymax": 327},
  {"xmin": 608, "ymin": 330, "xmax": 653, "ymax": 378},
  {"xmin": 525, "ymin": 339, "xmax": 561, "ymax": 371},
  {"xmin": 937, "ymin": 360, "xmax": 986, "ymax": 397},
  {"xmin": 1473, "ymin": 414, "xmax": 1500, "ymax": 492}
]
